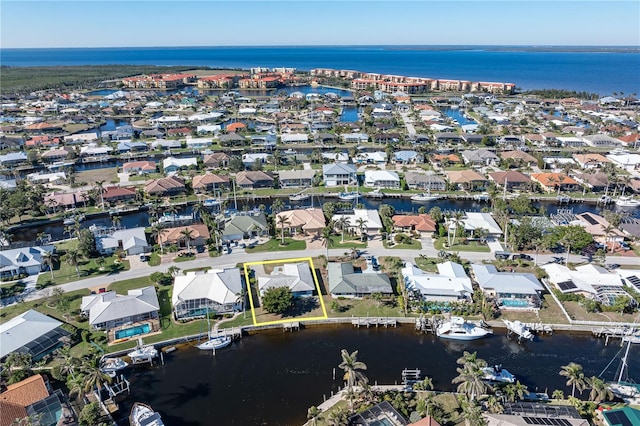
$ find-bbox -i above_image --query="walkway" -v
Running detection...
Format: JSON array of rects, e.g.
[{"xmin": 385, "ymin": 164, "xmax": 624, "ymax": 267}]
[{"xmin": 486, "ymin": 238, "xmax": 504, "ymax": 253}]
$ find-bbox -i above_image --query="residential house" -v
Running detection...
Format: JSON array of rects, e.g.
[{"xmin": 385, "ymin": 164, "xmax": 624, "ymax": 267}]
[
  {"xmin": 0, "ymin": 152, "xmax": 28, "ymax": 167},
  {"xmin": 117, "ymin": 140, "xmax": 148, "ymax": 153},
  {"xmin": 488, "ymin": 170, "xmax": 532, "ymax": 190},
  {"xmin": 0, "ymin": 246, "xmax": 55, "ymax": 279},
  {"xmin": 275, "ymin": 208, "xmax": 326, "ymax": 236},
  {"xmin": 356, "ymin": 151, "xmax": 387, "ymax": 165},
  {"xmin": 446, "ymin": 170, "xmax": 488, "ymax": 191},
  {"xmin": 44, "ymin": 191, "xmax": 89, "ymax": 210},
  {"xmin": 322, "ymin": 163, "xmax": 357, "ymax": 187},
  {"xmin": 159, "ymin": 224, "xmax": 210, "ymax": 249},
  {"xmin": 250, "ymin": 134, "xmax": 277, "ymax": 149},
  {"xmin": 363, "ymin": 170, "xmax": 400, "ymax": 189},
  {"xmin": 530, "ymin": 173, "xmax": 580, "ymax": 192},
  {"xmin": 327, "ymin": 262, "xmax": 393, "ymax": 298},
  {"xmin": 172, "ymin": 268, "xmax": 243, "ymax": 319},
  {"xmin": 0, "ymin": 374, "xmax": 68, "ymax": 426},
  {"xmin": 462, "ymin": 212, "xmax": 503, "ymax": 238},
  {"xmin": 145, "ymin": 176, "xmax": 186, "ymax": 196},
  {"xmin": 573, "ymin": 172, "xmax": 610, "ymax": 192},
  {"xmin": 151, "ymin": 138, "xmax": 182, "ymax": 150},
  {"xmin": 606, "ymin": 153, "xmax": 640, "ymax": 172},
  {"xmin": 184, "ymin": 136, "xmax": 212, "ymax": 149},
  {"xmin": 122, "ymin": 160, "xmax": 156, "ymax": 174},
  {"xmin": 573, "ymin": 212, "xmax": 625, "ymax": 245},
  {"xmin": 461, "ymin": 149, "xmax": 500, "ymax": 166},
  {"xmin": 315, "ymin": 132, "xmax": 338, "ymax": 145},
  {"xmin": 192, "ymin": 173, "xmax": 230, "ymax": 192},
  {"xmin": 219, "ymin": 133, "xmax": 248, "ymax": 147},
  {"xmin": 40, "ymin": 148, "xmax": 70, "ymax": 162},
  {"xmin": 471, "ymin": 264, "xmax": 543, "ymax": 309},
  {"xmin": 26, "ymin": 171, "xmax": 66, "ymax": 185},
  {"xmin": 242, "ymin": 153, "xmax": 271, "ymax": 168},
  {"xmin": 162, "ymin": 156, "xmax": 197, "ymax": 173},
  {"xmin": 331, "ymin": 209, "xmax": 384, "ymax": 237},
  {"xmin": 280, "ymin": 133, "xmax": 309, "ymax": 144},
  {"xmin": 222, "ymin": 213, "xmax": 269, "ymax": 242},
  {"xmin": 542, "ymin": 263, "xmax": 630, "ymax": 306},
  {"xmin": 402, "ymin": 261, "xmax": 473, "ymax": 302},
  {"xmin": 258, "ymin": 262, "xmax": 316, "ymax": 297},
  {"xmin": 102, "ymin": 186, "xmax": 137, "ymax": 204},
  {"xmin": 0, "ymin": 310, "xmax": 70, "ymax": 361},
  {"xmin": 572, "ymin": 153, "xmax": 610, "ymax": 169},
  {"xmin": 278, "ymin": 169, "xmax": 316, "ymax": 188},
  {"xmin": 405, "ymin": 172, "xmax": 446, "ymax": 191},
  {"xmin": 392, "ymin": 214, "xmax": 436, "ymax": 236},
  {"xmin": 81, "ymin": 286, "xmax": 160, "ymax": 332},
  {"xmin": 582, "ymin": 134, "xmax": 622, "ymax": 147},
  {"xmin": 203, "ymin": 152, "xmax": 231, "ymax": 169},
  {"xmin": 500, "ymin": 150, "xmax": 538, "ymax": 167},
  {"xmin": 94, "ymin": 227, "xmax": 149, "ymax": 255},
  {"xmin": 435, "ymin": 132, "xmax": 464, "ymax": 144},
  {"xmin": 341, "ymin": 133, "xmax": 369, "ymax": 143},
  {"xmin": 235, "ymin": 170, "xmax": 274, "ymax": 189},
  {"xmin": 394, "ymin": 150, "xmax": 422, "ymax": 164},
  {"xmin": 600, "ymin": 407, "xmax": 640, "ymax": 426},
  {"xmin": 322, "ymin": 152, "xmax": 350, "ymax": 163},
  {"xmin": 486, "ymin": 405, "xmax": 588, "ymax": 426}
]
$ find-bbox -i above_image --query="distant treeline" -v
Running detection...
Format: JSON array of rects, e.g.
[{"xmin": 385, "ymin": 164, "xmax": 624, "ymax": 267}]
[
  {"xmin": 0, "ymin": 65, "xmax": 239, "ymax": 96},
  {"xmin": 520, "ymin": 89, "xmax": 600, "ymax": 100}
]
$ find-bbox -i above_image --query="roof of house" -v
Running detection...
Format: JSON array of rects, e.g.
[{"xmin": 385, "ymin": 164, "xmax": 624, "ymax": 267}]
[
  {"xmin": 277, "ymin": 169, "xmax": 317, "ymax": 181},
  {"xmin": 235, "ymin": 171, "xmax": 274, "ymax": 185},
  {"xmin": 489, "ymin": 170, "xmax": 532, "ymax": 184},
  {"xmin": 461, "ymin": 149, "xmax": 499, "ymax": 162},
  {"xmin": 446, "ymin": 169, "xmax": 488, "ymax": 183},
  {"xmin": 145, "ymin": 176, "xmax": 185, "ymax": 194},
  {"xmin": 80, "ymin": 286, "xmax": 160, "ymax": 326},
  {"xmin": 602, "ymin": 407, "xmax": 640, "ymax": 426},
  {"xmin": 332, "ymin": 209, "xmax": 383, "ymax": 231},
  {"xmin": 122, "ymin": 160, "xmax": 156, "ymax": 171},
  {"xmin": 275, "ymin": 208, "xmax": 326, "ymax": 230},
  {"xmin": 327, "ymin": 262, "xmax": 393, "ymax": 295},
  {"xmin": 95, "ymin": 227, "xmax": 148, "ymax": 252},
  {"xmin": 222, "ymin": 214, "xmax": 268, "ymax": 238},
  {"xmin": 573, "ymin": 153, "xmax": 610, "ymax": 166},
  {"xmin": 402, "ymin": 261, "xmax": 473, "ymax": 297},
  {"xmin": 162, "ymin": 156, "xmax": 197, "ymax": 169},
  {"xmin": 192, "ymin": 173, "xmax": 229, "ymax": 189},
  {"xmin": 102, "ymin": 186, "xmax": 136, "ymax": 200},
  {"xmin": 0, "ymin": 310, "xmax": 64, "ymax": 359},
  {"xmin": 530, "ymin": 173, "xmax": 578, "ymax": 186},
  {"xmin": 172, "ymin": 268, "xmax": 243, "ymax": 306},
  {"xmin": 159, "ymin": 223, "xmax": 210, "ymax": 245},
  {"xmin": 541, "ymin": 263, "xmax": 624, "ymax": 295},
  {"xmin": 500, "ymin": 150, "xmax": 538, "ymax": 163},
  {"xmin": 364, "ymin": 170, "xmax": 400, "ymax": 182},
  {"xmin": 322, "ymin": 163, "xmax": 357, "ymax": 175},
  {"xmin": 258, "ymin": 262, "xmax": 316, "ymax": 294},
  {"xmin": 462, "ymin": 212, "xmax": 503, "ymax": 235},
  {"xmin": 471, "ymin": 264, "xmax": 543, "ymax": 294},
  {"xmin": 0, "ymin": 246, "xmax": 54, "ymax": 275},
  {"xmin": 0, "ymin": 374, "xmax": 50, "ymax": 426},
  {"xmin": 392, "ymin": 214, "xmax": 436, "ymax": 232}
]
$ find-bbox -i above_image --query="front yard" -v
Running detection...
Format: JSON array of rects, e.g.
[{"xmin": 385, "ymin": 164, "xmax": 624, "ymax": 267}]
[
  {"xmin": 434, "ymin": 237, "xmax": 490, "ymax": 252},
  {"xmin": 245, "ymin": 238, "xmax": 307, "ymax": 253}
]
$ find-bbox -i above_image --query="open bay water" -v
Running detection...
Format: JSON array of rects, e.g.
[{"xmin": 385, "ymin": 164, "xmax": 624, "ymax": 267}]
[
  {"xmin": 116, "ymin": 325, "xmax": 640, "ymax": 426},
  {"xmin": 2, "ymin": 46, "xmax": 639, "ymax": 95}
]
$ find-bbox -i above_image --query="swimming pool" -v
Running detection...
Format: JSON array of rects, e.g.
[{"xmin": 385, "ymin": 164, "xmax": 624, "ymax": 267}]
[
  {"xmin": 115, "ymin": 323, "xmax": 151, "ymax": 340},
  {"xmin": 500, "ymin": 299, "xmax": 530, "ymax": 308}
]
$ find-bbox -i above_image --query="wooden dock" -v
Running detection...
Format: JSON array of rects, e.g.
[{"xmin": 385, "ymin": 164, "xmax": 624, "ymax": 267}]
[
  {"xmin": 415, "ymin": 316, "xmax": 436, "ymax": 334},
  {"xmin": 351, "ymin": 317, "xmax": 397, "ymax": 328},
  {"xmin": 593, "ymin": 325, "xmax": 639, "ymax": 345},
  {"xmin": 210, "ymin": 326, "xmax": 243, "ymax": 340}
]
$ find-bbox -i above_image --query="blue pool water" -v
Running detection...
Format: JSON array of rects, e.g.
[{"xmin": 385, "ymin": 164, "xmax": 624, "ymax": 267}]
[
  {"xmin": 115, "ymin": 323, "xmax": 151, "ymax": 339},
  {"xmin": 500, "ymin": 299, "xmax": 530, "ymax": 307}
]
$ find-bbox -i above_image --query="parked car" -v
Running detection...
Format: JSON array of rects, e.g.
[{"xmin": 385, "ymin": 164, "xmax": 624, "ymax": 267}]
[
  {"xmin": 495, "ymin": 251, "xmax": 511, "ymax": 260},
  {"xmin": 512, "ymin": 253, "xmax": 533, "ymax": 261}
]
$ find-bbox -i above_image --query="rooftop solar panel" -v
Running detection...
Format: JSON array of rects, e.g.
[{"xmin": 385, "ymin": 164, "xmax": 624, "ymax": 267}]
[
  {"xmin": 582, "ymin": 214, "xmax": 599, "ymax": 225},
  {"xmin": 557, "ymin": 280, "xmax": 577, "ymax": 291},
  {"xmin": 603, "ymin": 410, "xmax": 632, "ymax": 426}
]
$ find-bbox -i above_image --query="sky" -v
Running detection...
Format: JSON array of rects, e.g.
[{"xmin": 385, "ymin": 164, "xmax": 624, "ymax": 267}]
[{"xmin": 1, "ymin": 1, "xmax": 639, "ymax": 48}]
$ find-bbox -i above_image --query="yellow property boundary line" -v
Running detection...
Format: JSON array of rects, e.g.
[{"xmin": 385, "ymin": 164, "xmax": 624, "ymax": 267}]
[{"xmin": 243, "ymin": 257, "xmax": 328, "ymax": 326}]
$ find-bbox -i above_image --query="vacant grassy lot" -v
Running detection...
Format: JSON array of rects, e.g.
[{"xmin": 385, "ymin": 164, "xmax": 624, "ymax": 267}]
[{"xmin": 76, "ymin": 167, "xmax": 118, "ymax": 187}]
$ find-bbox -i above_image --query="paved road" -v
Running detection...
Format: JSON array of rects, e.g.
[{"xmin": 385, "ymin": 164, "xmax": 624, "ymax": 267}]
[{"xmin": 7, "ymin": 244, "xmax": 637, "ymax": 307}]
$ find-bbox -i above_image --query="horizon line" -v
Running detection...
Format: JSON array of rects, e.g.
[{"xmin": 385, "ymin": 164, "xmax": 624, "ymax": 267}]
[{"xmin": 2, "ymin": 44, "xmax": 639, "ymax": 50}]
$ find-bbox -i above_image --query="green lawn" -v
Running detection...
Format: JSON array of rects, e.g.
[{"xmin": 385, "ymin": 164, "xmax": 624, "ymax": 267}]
[
  {"xmin": 325, "ymin": 296, "xmax": 413, "ymax": 318},
  {"xmin": 384, "ymin": 240, "xmax": 422, "ymax": 250},
  {"xmin": 174, "ymin": 255, "xmax": 196, "ymax": 263},
  {"xmin": 414, "ymin": 256, "xmax": 439, "ymax": 273},
  {"xmin": 37, "ymin": 256, "xmax": 130, "ymax": 287},
  {"xmin": 148, "ymin": 252, "xmax": 161, "ymax": 266},
  {"xmin": 328, "ymin": 235, "xmax": 367, "ymax": 250},
  {"xmin": 0, "ymin": 280, "xmax": 27, "ymax": 298},
  {"xmin": 434, "ymin": 237, "xmax": 491, "ymax": 252},
  {"xmin": 245, "ymin": 238, "xmax": 307, "ymax": 253}
]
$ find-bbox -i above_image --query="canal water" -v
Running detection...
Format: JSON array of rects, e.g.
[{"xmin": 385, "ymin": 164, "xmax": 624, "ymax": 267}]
[
  {"xmin": 115, "ymin": 325, "xmax": 640, "ymax": 426},
  {"xmin": 9, "ymin": 196, "xmax": 632, "ymax": 244}
]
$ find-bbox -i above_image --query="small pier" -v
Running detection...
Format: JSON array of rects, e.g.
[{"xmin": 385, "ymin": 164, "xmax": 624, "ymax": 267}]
[
  {"xmin": 525, "ymin": 323, "xmax": 553, "ymax": 335},
  {"xmin": 593, "ymin": 325, "xmax": 639, "ymax": 345},
  {"xmin": 210, "ymin": 326, "xmax": 243, "ymax": 340},
  {"xmin": 401, "ymin": 369, "xmax": 422, "ymax": 386},
  {"xmin": 351, "ymin": 317, "xmax": 397, "ymax": 328},
  {"xmin": 104, "ymin": 375, "xmax": 130, "ymax": 399},
  {"xmin": 283, "ymin": 321, "xmax": 300, "ymax": 332},
  {"xmin": 415, "ymin": 316, "xmax": 436, "ymax": 334}
]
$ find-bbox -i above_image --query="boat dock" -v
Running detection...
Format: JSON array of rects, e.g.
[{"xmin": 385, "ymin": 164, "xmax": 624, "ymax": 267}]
[
  {"xmin": 283, "ymin": 321, "xmax": 300, "ymax": 332},
  {"xmin": 592, "ymin": 325, "xmax": 639, "ymax": 345},
  {"xmin": 401, "ymin": 369, "xmax": 422, "ymax": 386},
  {"xmin": 415, "ymin": 316, "xmax": 436, "ymax": 334},
  {"xmin": 210, "ymin": 326, "xmax": 243, "ymax": 340},
  {"xmin": 524, "ymin": 323, "xmax": 554, "ymax": 335},
  {"xmin": 351, "ymin": 317, "xmax": 397, "ymax": 328},
  {"xmin": 104, "ymin": 375, "xmax": 130, "ymax": 399}
]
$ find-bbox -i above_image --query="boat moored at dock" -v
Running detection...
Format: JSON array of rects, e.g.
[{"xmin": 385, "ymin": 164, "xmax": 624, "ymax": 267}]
[
  {"xmin": 99, "ymin": 356, "xmax": 128, "ymax": 377},
  {"xmin": 435, "ymin": 316, "xmax": 492, "ymax": 340},
  {"xmin": 127, "ymin": 339, "xmax": 159, "ymax": 364},
  {"xmin": 503, "ymin": 319, "xmax": 534, "ymax": 341},
  {"xmin": 197, "ymin": 336, "xmax": 232, "ymax": 351},
  {"xmin": 130, "ymin": 402, "xmax": 164, "ymax": 426},
  {"xmin": 481, "ymin": 365, "xmax": 516, "ymax": 383}
]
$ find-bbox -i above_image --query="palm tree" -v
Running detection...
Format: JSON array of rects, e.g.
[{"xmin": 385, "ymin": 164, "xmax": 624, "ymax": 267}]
[
  {"xmin": 167, "ymin": 266, "xmax": 181, "ymax": 277},
  {"xmin": 235, "ymin": 287, "xmax": 247, "ymax": 319},
  {"xmin": 338, "ymin": 349, "xmax": 368, "ymax": 410},
  {"xmin": 587, "ymin": 376, "xmax": 613, "ymax": 402},
  {"xmin": 80, "ymin": 355, "xmax": 112, "ymax": 401},
  {"xmin": 452, "ymin": 352, "xmax": 488, "ymax": 400},
  {"xmin": 327, "ymin": 407, "xmax": 348, "ymax": 426},
  {"xmin": 94, "ymin": 180, "xmax": 106, "ymax": 210},
  {"xmin": 192, "ymin": 202, "xmax": 205, "ymax": 219},
  {"xmin": 276, "ymin": 214, "xmax": 291, "ymax": 244},
  {"xmin": 601, "ymin": 224, "xmax": 616, "ymax": 253},
  {"xmin": 485, "ymin": 395, "xmax": 504, "ymax": 414},
  {"xmin": 560, "ymin": 362, "xmax": 587, "ymax": 397},
  {"xmin": 504, "ymin": 380, "xmax": 529, "ymax": 402},
  {"xmin": 460, "ymin": 398, "xmax": 486, "ymax": 426},
  {"xmin": 150, "ymin": 225, "xmax": 168, "ymax": 254},
  {"xmin": 336, "ymin": 216, "xmax": 351, "ymax": 243},
  {"xmin": 56, "ymin": 345, "xmax": 78, "ymax": 379},
  {"xmin": 66, "ymin": 372, "xmax": 86, "ymax": 401},
  {"xmin": 180, "ymin": 228, "xmax": 194, "ymax": 251},
  {"xmin": 413, "ymin": 376, "xmax": 434, "ymax": 391},
  {"xmin": 551, "ymin": 389, "xmax": 565, "ymax": 400},
  {"xmin": 307, "ymin": 406, "xmax": 323, "ymax": 426},
  {"xmin": 271, "ymin": 198, "xmax": 285, "ymax": 215},
  {"xmin": 36, "ymin": 232, "xmax": 47, "ymax": 245},
  {"xmin": 321, "ymin": 226, "xmax": 333, "ymax": 259},
  {"xmin": 112, "ymin": 215, "xmax": 122, "ymax": 228},
  {"xmin": 355, "ymin": 217, "xmax": 367, "ymax": 242},
  {"xmin": 41, "ymin": 250, "xmax": 59, "ymax": 279},
  {"xmin": 65, "ymin": 249, "xmax": 82, "ymax": 277}
]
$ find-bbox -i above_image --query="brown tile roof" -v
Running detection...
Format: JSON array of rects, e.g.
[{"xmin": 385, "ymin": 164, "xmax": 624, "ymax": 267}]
[
  {"xmin": 392, "ymin": 214, "xmax": 436, "ymax": 232},
  {"xmin": 0, "ymin": 375, "xmax": 49, "ymax": 426},
  {"xmin": 159, "ymin": 223, "xmax": 210, "ymax": 245},
  {"xmin": 275, "ymin": 208, "xmax": 326, "ymax": 231},
  {"xmin": 103, "ymin": 186, "xmax": 136, "ymax": 200},
  {"xmin": 489, "ymin": 170, "xmax": 531, "ymax": 184},
  {"xmin": 500, "ymin": 150, "xmax": 537, "ymax": 163},
  {"xmin": 530, "ymin": 173, "xmax": 578, "ymax": 187},
  {"xmin": 145, "ymin": 176, "xmax": 185, "ymax": 195},
  {"xmin": 573, "ymin": 153, "xmax": 610, "ymax": 165},
  {"xmin": 192, "ymin": 173, "xmax": 229, "ymax": 189},
  {"xmin": 445, "ymin": 169, "xmax": 487, "ymax": 183},
  {"xmin": 235, "ymin": 171, "xmax": 273, "ymax": 186},
  {"xmin": 122, "ymin": 160, "xmax": 156, "ymax": 171}
]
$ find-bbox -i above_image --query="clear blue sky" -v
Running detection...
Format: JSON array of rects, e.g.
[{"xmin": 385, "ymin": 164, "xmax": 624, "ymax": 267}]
[{"xmin": 2, "ymin": 1, "xmax": 639, "ymax": 48}]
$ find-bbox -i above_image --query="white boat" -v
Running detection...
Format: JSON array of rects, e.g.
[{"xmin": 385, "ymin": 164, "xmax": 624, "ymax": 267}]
[
  {"xmin": 197, "ymin": 336, "xmax": 232, "ymax": 351},
  {"xmin": 99, "ymin": 357, "xmax": 128, "ymax": 377},
  {"xmin": 127, "ymin": 341, "xmax": 158, "ymax": 364},
  {"xmin": 436, "ymin": 316, "xmax": 493, "ymax": 341},
  {"xmin": 481, "ymin": 365, "xmax": 516, "ymax": 383},
  {"xmin": 598, "ymin": 195, "xmax": 613, "ymax": 205},
  {"xmin": 411, "ymin": 193, "xmax": 440, "ymax": 202},
  {"xmin": 615, "ymin": 196, "xmax": 640, "ymax": 208},
  {"xmin": 203, "ymin": 199, "xmax": 221, "ymax": 207},
  {"xmin": 130, "ymin": 402, "xmax": 164, "ymax": 426},
  {"xmin": 607, "ymin": 336, "xmax": 640, "ymax": 402},
  {"xmin": 290, "ymin": 192, "xmax": 310, "ymax": 202},
  {"xmin": 63, "ymin": 214, "xmax": 85, "ymax": 225},
  {"xmin": 367, "ymin": 188, "xmax": 385, "ymax": 199},
  {"xmin": 503, "ymin": 319, "xmax": 534, "ymax": 341},
  {"xmin": 339, "ymin": 191, "xmax": 359, "ymax": 201},
  {"xmin": 473, "ymin": 192, "xmax": 491, "ymax": 202}
]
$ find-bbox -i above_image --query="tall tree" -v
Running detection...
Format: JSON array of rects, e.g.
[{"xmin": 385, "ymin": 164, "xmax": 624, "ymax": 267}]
[
  {"xmin": 41, "ymin": 250, "xmax": 59, "ymax": 279},
  {"xmin": 94, "ymin": 180, "xmax": 106, "ymax": 210},
  {"xmin": 65, "ymin": 249, "xmax": 82, "ymax": 277},
  {"xmin": 276, "ymin": 214, "xmax": 291, "ymax": 244},
  {"xmin": 321, "ymin": 226, "xmax": 333, "ymax": 259},
  {"xmin": 336, "ymin": 216, "xmax": 351, "ymax": 243},
  {"xmin": 338, "ymin": 349, "xmax": 368, "ymax": 410},
  {"xmin": 180, "ymin": 228, "xmax": 194, "ymax": 251},
  {"xmin": 559, "ymin": 362, "xmax": 587, "ymax": 397},
  {"xmin": 587, "ymin": 376, "xmax": 613, "ymax": 403}
]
